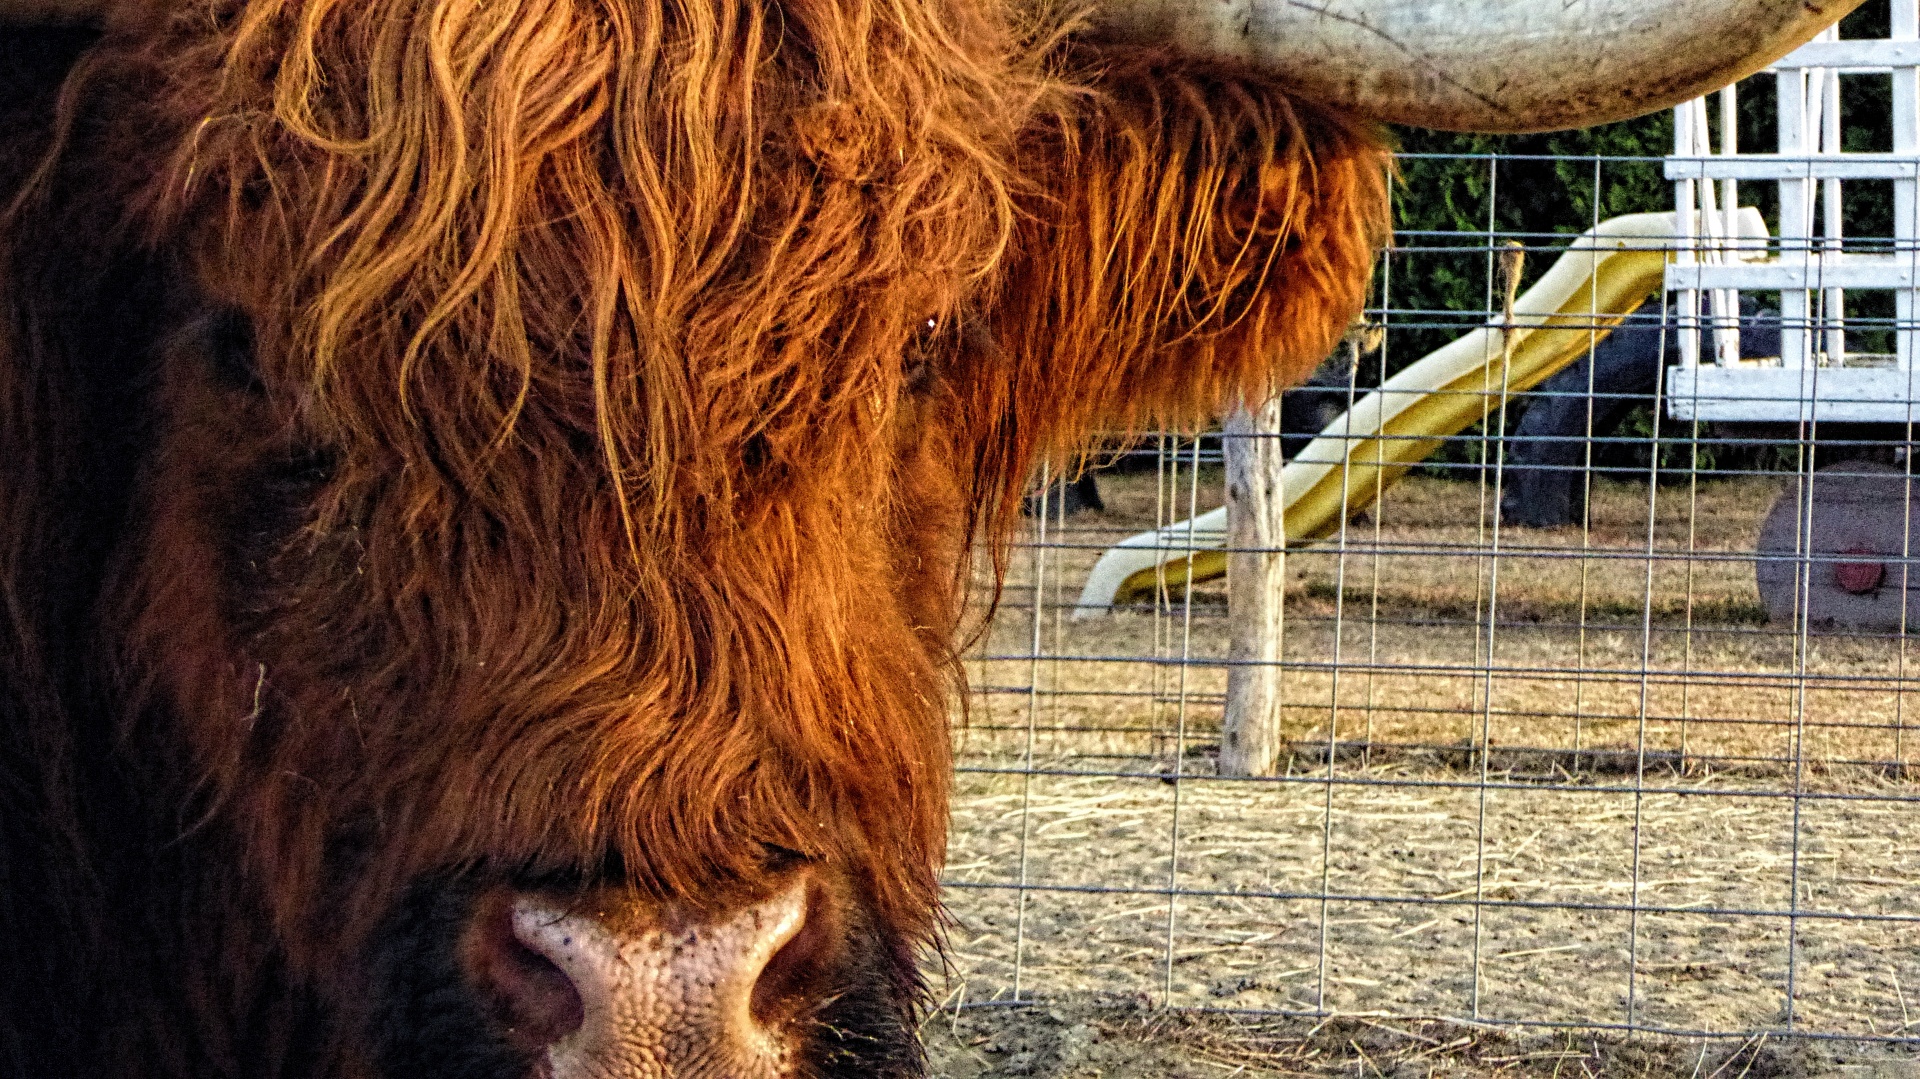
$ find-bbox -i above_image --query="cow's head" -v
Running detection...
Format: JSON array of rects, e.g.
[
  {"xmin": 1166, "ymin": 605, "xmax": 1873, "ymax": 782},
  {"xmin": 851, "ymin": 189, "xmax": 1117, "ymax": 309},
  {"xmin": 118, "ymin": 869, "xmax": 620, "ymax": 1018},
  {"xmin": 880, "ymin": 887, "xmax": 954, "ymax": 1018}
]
[{"xmin": 0, "ymin": 0, "xmax": 1856, "ymax": 1076}]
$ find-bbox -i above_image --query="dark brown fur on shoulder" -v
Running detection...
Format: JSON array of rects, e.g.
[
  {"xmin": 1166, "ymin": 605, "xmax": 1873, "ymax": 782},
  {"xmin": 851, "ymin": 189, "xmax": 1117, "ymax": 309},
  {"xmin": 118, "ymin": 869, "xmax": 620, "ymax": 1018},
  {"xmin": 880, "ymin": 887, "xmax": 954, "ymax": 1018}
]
[{"xmin": 0, "ymin": 0, "xmax": 1389, "ymax": 1074}]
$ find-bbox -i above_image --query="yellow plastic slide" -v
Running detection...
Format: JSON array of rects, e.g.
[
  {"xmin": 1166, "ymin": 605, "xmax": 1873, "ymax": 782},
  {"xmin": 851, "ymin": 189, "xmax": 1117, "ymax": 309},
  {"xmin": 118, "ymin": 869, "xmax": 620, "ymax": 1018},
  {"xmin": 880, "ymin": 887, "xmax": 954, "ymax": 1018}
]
[{"xmin": 1072, "ymin": 209, "xmax": 1765, "ymax": 617}]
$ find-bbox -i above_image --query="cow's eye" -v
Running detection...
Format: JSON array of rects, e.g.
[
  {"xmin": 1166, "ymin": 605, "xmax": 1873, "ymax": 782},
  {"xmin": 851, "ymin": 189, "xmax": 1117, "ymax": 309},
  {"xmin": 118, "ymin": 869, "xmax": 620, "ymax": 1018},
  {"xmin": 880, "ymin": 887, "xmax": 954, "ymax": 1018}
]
[
  {"xmin": 205, "ymin": 308, "xmax": 262, "ymax": 394},
  {"xmin": 905, "ymin": 316, "xmax": 945, "ymax": 394}
]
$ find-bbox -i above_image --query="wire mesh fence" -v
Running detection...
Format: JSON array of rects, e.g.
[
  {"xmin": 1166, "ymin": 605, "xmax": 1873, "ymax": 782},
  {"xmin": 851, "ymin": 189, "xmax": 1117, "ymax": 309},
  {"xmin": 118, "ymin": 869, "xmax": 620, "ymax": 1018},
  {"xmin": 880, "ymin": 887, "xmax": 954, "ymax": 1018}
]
[{"xmin": 938, "ymin": 18, "xmax": 1920, "ymax": 1055}]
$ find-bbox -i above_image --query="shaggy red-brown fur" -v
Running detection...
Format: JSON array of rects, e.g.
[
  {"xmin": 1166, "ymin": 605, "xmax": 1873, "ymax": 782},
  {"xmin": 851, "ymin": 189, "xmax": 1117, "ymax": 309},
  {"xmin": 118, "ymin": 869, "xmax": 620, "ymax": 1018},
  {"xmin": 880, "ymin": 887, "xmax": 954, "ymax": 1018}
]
[{"xmin": 0, "ymin": 0, "xmax": 1389, "ymax": 1072}]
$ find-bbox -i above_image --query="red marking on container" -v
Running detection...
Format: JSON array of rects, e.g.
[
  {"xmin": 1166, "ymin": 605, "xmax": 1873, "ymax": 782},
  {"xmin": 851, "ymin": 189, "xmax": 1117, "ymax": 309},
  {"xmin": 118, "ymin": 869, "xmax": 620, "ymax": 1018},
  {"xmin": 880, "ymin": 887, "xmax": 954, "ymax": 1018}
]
[{"xmin": 1834, "ymin": 547, "xmax": 1885, "ymax": 595}]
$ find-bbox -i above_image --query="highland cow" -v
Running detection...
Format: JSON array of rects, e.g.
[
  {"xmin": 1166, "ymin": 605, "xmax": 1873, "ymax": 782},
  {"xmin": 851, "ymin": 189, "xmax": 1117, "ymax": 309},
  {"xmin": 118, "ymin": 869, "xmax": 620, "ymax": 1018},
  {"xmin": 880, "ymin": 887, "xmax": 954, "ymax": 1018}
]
[{"xmin": 0, "ymin": 0, "xmax": 1855, "ymax": 1076}]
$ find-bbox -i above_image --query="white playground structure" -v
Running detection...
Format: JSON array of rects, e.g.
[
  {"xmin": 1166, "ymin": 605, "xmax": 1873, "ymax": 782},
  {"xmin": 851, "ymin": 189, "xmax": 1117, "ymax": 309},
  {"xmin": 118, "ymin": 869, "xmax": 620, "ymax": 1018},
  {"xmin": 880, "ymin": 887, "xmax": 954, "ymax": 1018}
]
[
  {"xmin": 1074, "ymin": 4, "xmax": 1920, "ymax": 615},
  {"xmin": 1668, "ymin": 5, "xmax": 1920, "ymax": 422}
]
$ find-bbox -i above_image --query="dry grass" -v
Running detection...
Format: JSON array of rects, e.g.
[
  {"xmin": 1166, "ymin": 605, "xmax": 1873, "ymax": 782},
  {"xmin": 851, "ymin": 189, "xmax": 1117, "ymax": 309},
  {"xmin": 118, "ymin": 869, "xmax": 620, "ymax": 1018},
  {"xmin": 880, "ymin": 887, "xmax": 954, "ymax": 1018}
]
[
  {"xmin": 962, "ymin": 472, "xmax": 1920, "ymax": 772},
  {"xmin": 938, "ymin": 470, "xmax": 1920, "ymax": 1068}
]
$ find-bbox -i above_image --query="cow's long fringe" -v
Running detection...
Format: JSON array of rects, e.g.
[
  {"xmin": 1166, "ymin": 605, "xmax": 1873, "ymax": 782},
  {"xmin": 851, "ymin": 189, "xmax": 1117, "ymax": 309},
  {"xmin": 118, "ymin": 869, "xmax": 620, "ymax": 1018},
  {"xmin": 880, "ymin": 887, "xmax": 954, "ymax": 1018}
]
[
  {"xmin": 146, "ymin": 0, "xmax": 1059, "ymax": 956},
  {"xmin": 974, "ymin": 49, "xmax": 1393, "ymax": 541},
  {"xmin": 2, "ymin": 0, "xmax": 1389, "ymax": 1070}
]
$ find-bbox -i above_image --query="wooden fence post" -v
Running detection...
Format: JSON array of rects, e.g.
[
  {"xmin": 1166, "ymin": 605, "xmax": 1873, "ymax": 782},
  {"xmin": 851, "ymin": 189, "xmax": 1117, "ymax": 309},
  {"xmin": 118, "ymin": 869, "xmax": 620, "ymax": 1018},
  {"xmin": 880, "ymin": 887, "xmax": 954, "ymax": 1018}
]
[{"xmin": 1220, "ymin": 398, "xmax": 1286, "ymax": 776}]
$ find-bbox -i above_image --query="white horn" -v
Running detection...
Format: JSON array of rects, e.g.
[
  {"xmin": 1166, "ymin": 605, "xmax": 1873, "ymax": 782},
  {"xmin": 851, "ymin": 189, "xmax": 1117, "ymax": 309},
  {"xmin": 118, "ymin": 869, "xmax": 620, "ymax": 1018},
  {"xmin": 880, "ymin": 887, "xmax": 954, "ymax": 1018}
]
[
  {"xmin": 1089, "ymin": 0, "xmax": 1867, "ymax": 132},
  {"xmin": 0, "ymin": 0, "xmax": 104, "ymax": 25}
]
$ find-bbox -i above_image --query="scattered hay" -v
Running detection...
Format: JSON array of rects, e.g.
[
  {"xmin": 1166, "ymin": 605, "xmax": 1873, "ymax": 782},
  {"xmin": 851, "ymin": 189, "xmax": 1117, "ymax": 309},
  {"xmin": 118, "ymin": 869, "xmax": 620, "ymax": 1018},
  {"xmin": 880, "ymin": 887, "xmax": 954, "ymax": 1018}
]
[
  {"xmin": 922, "ymin": 1000, "xmax": 1919, "ymax": 1077},
  {"xmin": 940, "ymin": 765, "xmax": 1920, "ymax": 1040}
]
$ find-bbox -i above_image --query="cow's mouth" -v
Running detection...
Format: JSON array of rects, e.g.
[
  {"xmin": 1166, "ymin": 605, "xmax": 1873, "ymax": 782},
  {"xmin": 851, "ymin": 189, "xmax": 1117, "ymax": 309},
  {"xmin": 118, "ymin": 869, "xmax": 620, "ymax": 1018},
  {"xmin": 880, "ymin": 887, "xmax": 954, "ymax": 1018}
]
[{"xmin": 368, "ymin": 870, "xmax": 911, "ymax": 1079}]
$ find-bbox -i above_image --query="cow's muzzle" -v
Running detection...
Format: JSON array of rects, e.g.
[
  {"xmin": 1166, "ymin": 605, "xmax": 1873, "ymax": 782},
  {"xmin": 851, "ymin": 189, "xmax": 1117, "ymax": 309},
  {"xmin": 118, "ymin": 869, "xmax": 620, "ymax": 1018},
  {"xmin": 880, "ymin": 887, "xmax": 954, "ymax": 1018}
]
[{"xmin": 459, "ymin": 877, "xmax": 828, "ymax": 1078}]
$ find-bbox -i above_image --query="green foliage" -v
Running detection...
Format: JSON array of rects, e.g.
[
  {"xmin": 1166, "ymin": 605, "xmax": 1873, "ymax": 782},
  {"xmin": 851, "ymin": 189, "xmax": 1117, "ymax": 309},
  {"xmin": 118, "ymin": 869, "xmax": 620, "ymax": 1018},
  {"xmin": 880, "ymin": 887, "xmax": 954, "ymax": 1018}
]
[
  {"xmin": 1386, "ymin": 117, "xmax": 1679, "ymax": 472},
  {"xmin": 1384, "ymin": 115, "xmax": 1677, "ymax": 371}
]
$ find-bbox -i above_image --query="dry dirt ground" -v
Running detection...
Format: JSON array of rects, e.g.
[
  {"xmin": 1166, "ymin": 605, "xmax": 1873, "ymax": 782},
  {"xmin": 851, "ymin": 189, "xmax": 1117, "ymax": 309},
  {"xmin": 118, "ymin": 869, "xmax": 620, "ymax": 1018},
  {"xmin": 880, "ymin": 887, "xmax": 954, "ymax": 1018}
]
[{"xmin": 935, "ymin": 471, "xmax": 1920, "ymax": 1076}]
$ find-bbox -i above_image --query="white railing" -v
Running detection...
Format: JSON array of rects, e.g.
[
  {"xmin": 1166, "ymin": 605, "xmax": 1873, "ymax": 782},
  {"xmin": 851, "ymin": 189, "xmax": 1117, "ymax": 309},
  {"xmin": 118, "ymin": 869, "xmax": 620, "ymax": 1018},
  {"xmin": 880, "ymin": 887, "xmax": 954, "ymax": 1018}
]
[{"xmin": 1667, "ymin": 3, "xmax": 1920, "ymax": 421}]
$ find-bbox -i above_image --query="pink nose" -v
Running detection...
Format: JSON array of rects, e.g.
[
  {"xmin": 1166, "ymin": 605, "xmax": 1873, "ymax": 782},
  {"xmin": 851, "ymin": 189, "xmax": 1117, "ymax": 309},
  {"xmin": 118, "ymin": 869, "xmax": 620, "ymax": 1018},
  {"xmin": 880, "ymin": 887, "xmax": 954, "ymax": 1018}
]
[{"xmin": 461, "ymin": 879, "xmax": 822, "ymax": 1078}]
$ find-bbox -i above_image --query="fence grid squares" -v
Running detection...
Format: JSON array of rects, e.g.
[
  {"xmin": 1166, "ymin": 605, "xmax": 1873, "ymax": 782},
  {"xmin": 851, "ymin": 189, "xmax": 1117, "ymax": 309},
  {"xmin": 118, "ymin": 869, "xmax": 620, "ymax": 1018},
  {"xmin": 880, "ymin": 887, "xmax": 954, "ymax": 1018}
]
[{"xmin": 941, "ymin": 2, "xmax": 1920, "ymax": 1056}]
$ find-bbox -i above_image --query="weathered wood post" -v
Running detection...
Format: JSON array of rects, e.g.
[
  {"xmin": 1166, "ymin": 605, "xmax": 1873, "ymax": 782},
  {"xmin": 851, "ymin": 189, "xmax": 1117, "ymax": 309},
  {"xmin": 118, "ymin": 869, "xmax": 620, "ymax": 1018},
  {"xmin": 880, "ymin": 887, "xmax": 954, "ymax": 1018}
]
[{"xmin": 1220, "ymin": 397, "xmax": 1286, "ymax": 776}]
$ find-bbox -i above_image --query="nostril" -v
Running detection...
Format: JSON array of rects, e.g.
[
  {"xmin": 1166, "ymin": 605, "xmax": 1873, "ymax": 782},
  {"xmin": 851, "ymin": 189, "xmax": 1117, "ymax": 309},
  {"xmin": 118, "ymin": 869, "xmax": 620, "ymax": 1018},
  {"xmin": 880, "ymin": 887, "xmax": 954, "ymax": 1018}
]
[
  {"xmin": 460, "ymin": 892, "xmax": 585, "ymax": 1053},
  {"xmin": 749, "ymin": 878, "xmax": 837, "ymax": 1026}
]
